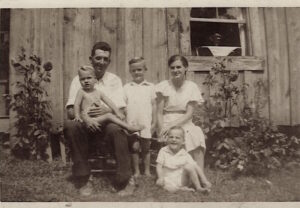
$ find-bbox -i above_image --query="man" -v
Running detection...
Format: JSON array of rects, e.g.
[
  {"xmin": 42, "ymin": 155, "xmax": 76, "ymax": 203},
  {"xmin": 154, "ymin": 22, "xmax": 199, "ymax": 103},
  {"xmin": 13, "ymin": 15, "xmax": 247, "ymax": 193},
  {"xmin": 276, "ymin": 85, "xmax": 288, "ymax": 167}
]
[{"xmin": 64, "ymin": 41, "xmax": 136, "ymax": 196}]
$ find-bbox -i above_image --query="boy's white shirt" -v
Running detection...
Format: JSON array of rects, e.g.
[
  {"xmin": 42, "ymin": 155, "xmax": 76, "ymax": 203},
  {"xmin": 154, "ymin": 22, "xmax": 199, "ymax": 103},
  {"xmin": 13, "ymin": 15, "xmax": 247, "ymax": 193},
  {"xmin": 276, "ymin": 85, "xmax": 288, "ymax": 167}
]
[
  {"xmin": 156, "ymin": 146, "xmax": 196, "ymax": 170},
  {"xmin": 66, "ymin": 71, "xmax": 126, "ymax": 109},
  {"xmin": 124, "ymin": 80, "xmax": 156, "ymax": 138}
]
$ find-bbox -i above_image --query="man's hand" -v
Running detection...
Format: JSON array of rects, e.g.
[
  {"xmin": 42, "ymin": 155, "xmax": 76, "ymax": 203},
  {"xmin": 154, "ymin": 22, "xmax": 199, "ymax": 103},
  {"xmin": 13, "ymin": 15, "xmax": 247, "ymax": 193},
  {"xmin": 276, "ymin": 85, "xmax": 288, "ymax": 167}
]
[
  {"xmin": 87, "ymin": 105, "xmax": 111, "ymax": 118},
  {"xmin": 83, "ymin": 117, "xmax": 101, "ymax": 132}
]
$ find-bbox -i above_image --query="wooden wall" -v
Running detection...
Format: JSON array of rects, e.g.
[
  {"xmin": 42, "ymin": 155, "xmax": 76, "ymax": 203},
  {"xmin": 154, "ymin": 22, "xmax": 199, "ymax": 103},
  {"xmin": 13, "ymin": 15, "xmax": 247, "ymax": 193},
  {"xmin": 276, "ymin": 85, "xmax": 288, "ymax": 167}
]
[{"xmin": 8, "ymin": 8, "xmax": 300, "ymax": 133}]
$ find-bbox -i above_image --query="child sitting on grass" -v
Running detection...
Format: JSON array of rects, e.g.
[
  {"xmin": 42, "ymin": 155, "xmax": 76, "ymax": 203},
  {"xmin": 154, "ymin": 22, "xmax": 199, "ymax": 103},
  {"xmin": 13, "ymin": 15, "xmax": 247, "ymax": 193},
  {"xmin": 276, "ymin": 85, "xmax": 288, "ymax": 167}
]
[
  {"xmin": 74, "ymin": 65, "xmax": 144, "ymax": 133},
  {"xmin": 124, "ymin": 57, "xmax": 156, "ymax": 177},
  {"xmin": 156, "ymin": 126, "xmax": 212, "ymax": 193}
]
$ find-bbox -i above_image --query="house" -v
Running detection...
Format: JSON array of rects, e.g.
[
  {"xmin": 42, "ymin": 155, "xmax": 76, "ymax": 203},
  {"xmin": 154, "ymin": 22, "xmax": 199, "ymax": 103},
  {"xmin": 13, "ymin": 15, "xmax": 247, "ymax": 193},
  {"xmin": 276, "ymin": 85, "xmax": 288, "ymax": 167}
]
[{"xmin": 0, "ymin": 8, "xmax": 299, "ymax": 151}]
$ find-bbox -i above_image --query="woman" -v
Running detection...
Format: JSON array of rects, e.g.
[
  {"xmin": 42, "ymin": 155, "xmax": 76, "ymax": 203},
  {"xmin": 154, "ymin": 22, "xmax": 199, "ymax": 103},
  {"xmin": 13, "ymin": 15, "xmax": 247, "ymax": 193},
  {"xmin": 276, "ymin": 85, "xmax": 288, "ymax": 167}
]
[{"xmin": 156, "ymin": 55, "xmax": 206, "ymax": 169}]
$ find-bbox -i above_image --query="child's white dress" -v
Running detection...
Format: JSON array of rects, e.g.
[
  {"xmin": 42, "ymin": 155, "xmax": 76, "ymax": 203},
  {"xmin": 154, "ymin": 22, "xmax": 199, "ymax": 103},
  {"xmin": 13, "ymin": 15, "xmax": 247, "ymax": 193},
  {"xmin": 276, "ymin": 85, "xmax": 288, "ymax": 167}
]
[
  {"xmin": 155, "ymin": 80, "xmax": 206, "ymax": 151},
  {"xmin": 156, "ymin": 146, "xmax": 197, "ymax": 192}
]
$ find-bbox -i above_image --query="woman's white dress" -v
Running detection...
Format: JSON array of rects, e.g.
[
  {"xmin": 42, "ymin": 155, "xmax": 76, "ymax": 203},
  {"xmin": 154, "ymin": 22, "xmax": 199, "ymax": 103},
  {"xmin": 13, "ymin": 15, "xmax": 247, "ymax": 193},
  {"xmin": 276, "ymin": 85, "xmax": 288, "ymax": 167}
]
[{"xmin": 156, "ymin": 80, "xmax": 206, "ymax": 152}]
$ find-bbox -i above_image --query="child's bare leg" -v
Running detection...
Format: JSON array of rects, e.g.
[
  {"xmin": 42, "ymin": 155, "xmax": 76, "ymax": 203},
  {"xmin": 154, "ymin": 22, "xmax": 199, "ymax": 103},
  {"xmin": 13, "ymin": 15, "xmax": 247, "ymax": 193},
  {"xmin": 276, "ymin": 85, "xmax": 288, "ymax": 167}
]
[
  {"xmin": 141, "ymin": 139, "xmax": 151, "ymax": 176},
  {"xmin": 189, "ymin": 146, "xmax": 205, "ymax": 170},
  {"xmin": 182, "ymin": 164, "xmax": 207, "ymax": 192},
  {"xmin": 132, "ymin": 153, "xmax": 141, "ymax": 177},
  {"xmin": 194, "ymin": 164, "xmax": 212, "ymax": 190},
  {"xmin": 95, "ymin": 113, "xmax": 144, "ymax": 132},
  {"xmin": 144, "ymin": 153, "xmax": 151, "ymax": 176}
]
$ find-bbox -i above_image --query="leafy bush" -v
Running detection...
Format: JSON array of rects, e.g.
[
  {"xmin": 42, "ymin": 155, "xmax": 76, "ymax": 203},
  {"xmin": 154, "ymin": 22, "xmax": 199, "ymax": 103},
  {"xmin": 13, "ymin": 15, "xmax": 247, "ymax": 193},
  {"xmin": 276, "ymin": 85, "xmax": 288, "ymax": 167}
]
[
  {"xmin": 195, "ymin": 59, "xmax": 300, "ymax": 177},
  {"xmin": 194, "ymin": 59, "xmax": 247, "ymax": 138},
  {"xmin": 7, "ymin": 47, "xmax": 53, "ymax": 160}
]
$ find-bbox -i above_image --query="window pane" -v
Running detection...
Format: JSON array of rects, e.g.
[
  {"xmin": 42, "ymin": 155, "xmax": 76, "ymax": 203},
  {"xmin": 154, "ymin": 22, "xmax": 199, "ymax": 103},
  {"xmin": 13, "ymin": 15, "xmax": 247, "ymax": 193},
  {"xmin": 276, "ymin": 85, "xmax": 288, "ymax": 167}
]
[
  {"xmin": 0, "ymin": 9, "xmax": 10, "ymax": 31},
  {"xmin": 190, "ymin": 22, "xmax": 241, "ymax": 56},
  {"xmin": 0, "ymin": 32, "xmax": 9, "ymax": 80},
  {"xmin": 191, "ymin": 8, "xmax": 216, "ymax": 18}
]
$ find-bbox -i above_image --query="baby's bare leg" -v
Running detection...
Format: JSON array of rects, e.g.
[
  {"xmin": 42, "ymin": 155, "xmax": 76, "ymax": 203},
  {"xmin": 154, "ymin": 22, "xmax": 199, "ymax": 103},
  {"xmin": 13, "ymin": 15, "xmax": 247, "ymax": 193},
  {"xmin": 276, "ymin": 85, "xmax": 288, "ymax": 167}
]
[{"xmin": 94, "ymin": 113, "xmax": 143, "ymax": 133}]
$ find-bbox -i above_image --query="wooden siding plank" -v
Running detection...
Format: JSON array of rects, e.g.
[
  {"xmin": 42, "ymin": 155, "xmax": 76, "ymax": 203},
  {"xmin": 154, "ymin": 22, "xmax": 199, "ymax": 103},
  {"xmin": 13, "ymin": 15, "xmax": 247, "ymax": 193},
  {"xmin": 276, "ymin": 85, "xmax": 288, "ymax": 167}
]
[
  {"xmin": 40, "ymin": 9, "xmax": 64, "ymax": 163},
  {"xmin": 143, "ymin": 9, "xmax": 168, "ymax": 83},
  {"xmin": 264, "ymin": 8, "xmax": 291, "ymax": 125},
  {"xmin": 247, "ymin": 8, "xmax": 269, "ymax": 120},
  {"xmin": 63, "ymin": 9, "xmax": 93, "ymax": 109},
  {"xmin": 116, "ymin": 9, "xmax": 126, "ymax": 84},
  {"xmin": 167, "ymin": 8, "xmax": 180, "ymax": 57},
  {"xmin": 186, "ymin": 56, "xmax": 265, "ymax": 72},
  {"xmin": 123, "ymin": 8, "xmax": 143, "ymax": 83},
  {"xmin": 142, "ymin": 8, "xmax": 154, "ymax": 83},
  {"xmin": 179, "ymin": 8, "xmax": 191, "ymax": 55},
  {"xmin": 154, "ymin": 9, "xmax": 168, "ymax": 82},
  {"xmin": 286, "ymin": 8, "xmax": 300, "ymax": 125}
]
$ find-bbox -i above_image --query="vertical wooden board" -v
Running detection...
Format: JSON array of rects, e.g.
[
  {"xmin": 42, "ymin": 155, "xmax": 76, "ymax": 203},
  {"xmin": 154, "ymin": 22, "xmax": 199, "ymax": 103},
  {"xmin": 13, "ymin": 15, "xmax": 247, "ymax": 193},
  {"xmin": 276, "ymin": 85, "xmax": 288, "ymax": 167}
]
[
  {"xmin": 142, "ymin": 8, "xmax": 155, "ymax": 83},
  {"xmin": 166, "ymin": 8, "xmax": 180, "ymax": 58},
  {"xmin": 154, "ymin": 9, "xmax": 168, "ymax": 82},
  {"xmin": 179, "ymin": 8, "xmax": 191, "ymax": 56},
  {"xmin": 39, "ymin": 9, "xmax": 64, "ymax": 130},
  {"xmin": 92, "ymin": 8, "xmax": 118, "ymax": 76},
  {"xmin": 264, "ymin": 8, "xmax": 290, "ymax": 125},
  {"xmin": 91, "ymin": 8, "xmax": 102, "ymax": 42},
  {"xmin": 143, "ymin": 8, "xmax": 168, "ymax": 83},
  {"xmin": 100, "ymin": 8, "xmax": 118, "ymax": 75},
  {"xmin": 246, "ymin": 8, "xmax": 269, "ymax": 120},
  {"xmin": 63, "ymin": 9, "xmax": 93, "ymax": 109},
  {"xmin": 9, "ymin": 9, "xmax": 34, "ymax": 148},
  {"xmin": 122, "ymin": 8, "xmax": 143, "ymax": 83},
  {"xmin": 286, "ymin": 8, "xmax": 300, "ymax": 125},
  {"xmin": 116, "ymin": 9, "xmax": 126, "ymax": 83}
]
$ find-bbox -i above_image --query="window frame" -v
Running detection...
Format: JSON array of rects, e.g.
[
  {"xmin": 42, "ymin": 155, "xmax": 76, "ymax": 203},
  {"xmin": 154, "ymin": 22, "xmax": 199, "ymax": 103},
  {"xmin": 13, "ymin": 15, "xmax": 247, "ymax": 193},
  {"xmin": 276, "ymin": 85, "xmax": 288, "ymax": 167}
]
[{"xmin": 189, "ymin": 8, "xmax": 249, "ymax": 56}]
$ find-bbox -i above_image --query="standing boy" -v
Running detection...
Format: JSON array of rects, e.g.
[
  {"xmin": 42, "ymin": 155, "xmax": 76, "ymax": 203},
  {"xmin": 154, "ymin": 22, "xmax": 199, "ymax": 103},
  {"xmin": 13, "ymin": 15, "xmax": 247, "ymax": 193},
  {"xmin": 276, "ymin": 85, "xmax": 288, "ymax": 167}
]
[{"xmin": 124, "ymin": 57, "xmax": 157, "ymax": 177}]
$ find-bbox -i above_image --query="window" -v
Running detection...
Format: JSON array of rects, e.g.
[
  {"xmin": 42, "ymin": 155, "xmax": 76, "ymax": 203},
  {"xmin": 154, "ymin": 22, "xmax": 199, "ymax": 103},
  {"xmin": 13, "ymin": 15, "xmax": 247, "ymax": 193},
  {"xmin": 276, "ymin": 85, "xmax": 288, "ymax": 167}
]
[
  {"xmin": 0, "ymin": 9, "xmax": 10, "ymax": 116},
  {"xmin": 190, "ymin": 8, "xmax": 248, "ymax": 56}
]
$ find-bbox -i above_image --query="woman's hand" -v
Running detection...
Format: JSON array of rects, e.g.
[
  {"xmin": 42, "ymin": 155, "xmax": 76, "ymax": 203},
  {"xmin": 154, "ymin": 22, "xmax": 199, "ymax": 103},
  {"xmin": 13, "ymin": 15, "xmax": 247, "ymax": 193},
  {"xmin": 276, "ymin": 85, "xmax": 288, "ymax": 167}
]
[
  {"xmin": 74, "ymin": 116, "xmax": 82, "ymax": 123},
  {"xmin": 156, "ymin": 178, "xmax": 164, "ymax": 187},
  {"xmin": 115, "ymin": 110, "xmax": 125, "ymax": 120}
]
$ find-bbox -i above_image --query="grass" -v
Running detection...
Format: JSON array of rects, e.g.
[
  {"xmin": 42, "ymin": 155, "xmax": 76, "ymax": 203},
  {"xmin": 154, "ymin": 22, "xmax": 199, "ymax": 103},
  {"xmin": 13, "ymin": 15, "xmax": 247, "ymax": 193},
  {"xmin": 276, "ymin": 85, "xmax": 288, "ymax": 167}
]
[{"xmin": 1, "ymin": 146, "xmax": 300, "ymax": 202}]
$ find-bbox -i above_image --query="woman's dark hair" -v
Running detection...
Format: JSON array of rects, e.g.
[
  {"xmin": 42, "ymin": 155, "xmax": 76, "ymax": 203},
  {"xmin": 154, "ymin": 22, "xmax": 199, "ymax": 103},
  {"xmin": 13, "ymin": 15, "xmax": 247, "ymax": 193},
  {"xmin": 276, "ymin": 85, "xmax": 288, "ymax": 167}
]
[
  {"xmin": 91, "ymin": 42, "xmax": 112, "ymax": 57},
  {"xmin": 168, "ymin": 55, "xmax": 189, "ymax": 68}
]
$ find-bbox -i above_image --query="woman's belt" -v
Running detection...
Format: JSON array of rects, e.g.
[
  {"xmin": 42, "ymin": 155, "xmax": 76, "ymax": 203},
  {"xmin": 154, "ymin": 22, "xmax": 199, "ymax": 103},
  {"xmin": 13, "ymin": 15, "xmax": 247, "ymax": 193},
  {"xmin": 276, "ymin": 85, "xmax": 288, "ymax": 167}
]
[{"xmin": 163, "ymin": 110, "xmax": 186, "ymax": 114}]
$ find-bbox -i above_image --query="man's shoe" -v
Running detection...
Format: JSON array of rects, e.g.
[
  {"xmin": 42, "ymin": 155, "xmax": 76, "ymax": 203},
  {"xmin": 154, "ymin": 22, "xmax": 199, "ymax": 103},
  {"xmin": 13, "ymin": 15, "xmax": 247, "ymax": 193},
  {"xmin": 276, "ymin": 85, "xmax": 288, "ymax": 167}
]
[{"xmin": 79, "ymin": 181, "xmax": 94, "ymax": 197}]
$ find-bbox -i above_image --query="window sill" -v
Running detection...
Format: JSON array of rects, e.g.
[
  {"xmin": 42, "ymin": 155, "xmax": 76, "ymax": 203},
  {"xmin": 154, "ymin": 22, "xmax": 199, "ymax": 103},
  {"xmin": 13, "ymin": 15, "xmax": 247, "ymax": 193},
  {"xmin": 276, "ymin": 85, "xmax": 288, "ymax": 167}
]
[{"xmin": 186, "ymin": 56, "xmax": 265, "ymax": 72}]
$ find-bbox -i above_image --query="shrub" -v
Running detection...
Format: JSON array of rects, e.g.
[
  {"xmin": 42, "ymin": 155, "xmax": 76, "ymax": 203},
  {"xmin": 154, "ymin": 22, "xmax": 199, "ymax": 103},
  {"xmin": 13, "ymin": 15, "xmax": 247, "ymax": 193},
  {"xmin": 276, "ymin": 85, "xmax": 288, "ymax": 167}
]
[
  {"xmin": 195, "ymin": 59, "xmax": 300, "ymax": 177},
  {"xmin": 7, "ymin": 47, "xmax": 53, "ymax": 160}
]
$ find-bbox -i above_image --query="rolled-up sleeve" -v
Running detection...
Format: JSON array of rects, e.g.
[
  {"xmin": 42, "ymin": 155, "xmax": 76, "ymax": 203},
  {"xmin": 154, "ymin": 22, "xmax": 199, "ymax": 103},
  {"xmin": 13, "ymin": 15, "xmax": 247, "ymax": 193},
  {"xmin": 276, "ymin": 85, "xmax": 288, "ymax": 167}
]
[{"xmin": 65, "ymin": 75, "xmax": 81, "ymax": 108}]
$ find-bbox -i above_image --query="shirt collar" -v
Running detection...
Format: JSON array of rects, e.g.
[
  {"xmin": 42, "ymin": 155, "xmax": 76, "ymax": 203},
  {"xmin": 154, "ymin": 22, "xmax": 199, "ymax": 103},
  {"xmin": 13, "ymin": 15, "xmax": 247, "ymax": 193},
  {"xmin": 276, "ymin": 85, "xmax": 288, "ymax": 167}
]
[
  {"xmin": 129, "ymin": 80, "xmax": 151, "ymax": 86},
  {"xmin": 97, "ymin": 72, "xmax": 110, "ymax": 85},
  {"xmin": 165, "ymin": 146, "xmax": 186, "ymax": 156}
]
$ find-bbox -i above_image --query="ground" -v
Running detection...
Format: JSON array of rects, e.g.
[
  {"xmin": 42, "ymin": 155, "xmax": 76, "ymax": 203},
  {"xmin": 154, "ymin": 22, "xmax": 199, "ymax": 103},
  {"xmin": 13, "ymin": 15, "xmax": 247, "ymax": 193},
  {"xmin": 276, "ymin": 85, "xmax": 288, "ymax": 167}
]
[{"xmin": 1, "ymin": 147, "xmax": 300, "ymax": 202}]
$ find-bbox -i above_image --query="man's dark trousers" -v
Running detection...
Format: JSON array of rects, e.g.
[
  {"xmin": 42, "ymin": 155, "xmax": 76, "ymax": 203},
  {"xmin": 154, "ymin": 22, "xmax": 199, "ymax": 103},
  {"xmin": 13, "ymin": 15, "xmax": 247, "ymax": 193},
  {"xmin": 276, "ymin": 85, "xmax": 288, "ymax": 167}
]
[{"xmin": 64, "ymin": 120, "xmax": 133, "ymax": 188}]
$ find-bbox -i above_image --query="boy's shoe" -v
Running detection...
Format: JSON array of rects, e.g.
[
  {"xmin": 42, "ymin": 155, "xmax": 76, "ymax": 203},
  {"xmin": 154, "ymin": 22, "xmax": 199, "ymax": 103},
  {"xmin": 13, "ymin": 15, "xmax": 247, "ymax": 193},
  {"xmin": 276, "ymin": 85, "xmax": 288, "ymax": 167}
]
[
  {"xmin": 117, "ymin": 176, "xmax": 137, "ymax": 196},
  {"xmin": 79, "ymin": 181, "xmax": 94, "ymax": 197}
]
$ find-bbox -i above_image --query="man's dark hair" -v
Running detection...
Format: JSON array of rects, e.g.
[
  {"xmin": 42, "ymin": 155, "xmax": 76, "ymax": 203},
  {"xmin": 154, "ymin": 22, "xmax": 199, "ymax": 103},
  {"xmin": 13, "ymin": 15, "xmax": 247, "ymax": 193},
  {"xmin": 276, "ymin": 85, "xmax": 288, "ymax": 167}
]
[{"xmin": 91, "ymin": 42, "xmax": 112, "ymax": 56}]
